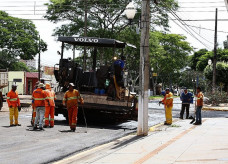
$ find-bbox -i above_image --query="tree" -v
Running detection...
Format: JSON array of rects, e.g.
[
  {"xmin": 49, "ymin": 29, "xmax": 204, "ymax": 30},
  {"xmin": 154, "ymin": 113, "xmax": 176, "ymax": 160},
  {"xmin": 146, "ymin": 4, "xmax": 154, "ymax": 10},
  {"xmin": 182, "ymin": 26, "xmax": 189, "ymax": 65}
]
[
  {"xmin": 0, "ymin": 50, "xmax": 30, "ymax": 71},
  {"xmin": 44, "ymin": 0, "xmax": 178, "ymax": 65},
  {"xmin": 190, "ymin": 48, "xmax": 228, "ymax": 72},
  {"xmin": 45, "ymin": 0, "xmax": 178, "ymax": 38},
  {"xmin": 189, "ymin": 49, "xmax": 208, "ymax": 71},
  {"xmin": 204, "ymin": 62, "xmax": 228, "ymax": 91},
  {"xmin": 0, "ymin": 11, "xmax": 47, "ymax": 60},
  {"xmin": 149, "ymin": 31, "xmax": 192, "ymax": 87}
]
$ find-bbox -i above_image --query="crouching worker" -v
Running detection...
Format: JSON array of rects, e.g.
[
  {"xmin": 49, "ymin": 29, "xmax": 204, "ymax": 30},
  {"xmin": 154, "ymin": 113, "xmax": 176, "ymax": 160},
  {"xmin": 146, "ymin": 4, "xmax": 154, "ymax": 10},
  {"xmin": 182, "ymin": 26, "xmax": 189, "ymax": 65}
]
[
  {"xmin": 32, "ymin": 83, "xmax": 46, "ymax": 130},
  {"xmin": 63, "ymin": 83, "xmax": 84, "ymax": 132},
  {"xmin": 44, "ymin": 83, "xmax": 56, "ymax": 128}
]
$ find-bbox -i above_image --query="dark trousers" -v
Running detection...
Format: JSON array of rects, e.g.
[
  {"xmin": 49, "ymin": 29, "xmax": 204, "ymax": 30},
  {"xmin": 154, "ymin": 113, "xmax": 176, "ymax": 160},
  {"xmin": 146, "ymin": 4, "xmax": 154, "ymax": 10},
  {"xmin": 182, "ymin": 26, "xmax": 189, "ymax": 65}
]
[{"xmin": 180, "ymin": 104, "xmax": 190, "ymax": 119}]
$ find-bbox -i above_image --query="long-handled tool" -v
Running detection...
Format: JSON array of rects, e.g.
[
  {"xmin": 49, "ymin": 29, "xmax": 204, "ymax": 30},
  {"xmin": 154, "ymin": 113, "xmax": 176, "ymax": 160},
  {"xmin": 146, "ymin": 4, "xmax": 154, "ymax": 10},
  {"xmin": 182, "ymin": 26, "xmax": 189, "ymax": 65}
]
[
  {"xmin": 81, "ymin": 105, "xmax": 88, "ymax": 133},
  {"xmin": 190, "ymin": 96, "xmax": 196, "ymax": 124}
]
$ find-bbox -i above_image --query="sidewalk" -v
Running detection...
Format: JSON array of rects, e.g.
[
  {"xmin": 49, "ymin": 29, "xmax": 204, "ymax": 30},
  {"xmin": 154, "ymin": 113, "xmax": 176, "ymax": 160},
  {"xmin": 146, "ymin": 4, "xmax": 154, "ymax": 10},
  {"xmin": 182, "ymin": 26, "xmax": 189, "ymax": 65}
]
[{"xmin": 56, "ymin": 118, "xmax": 228, "ymax": 164}]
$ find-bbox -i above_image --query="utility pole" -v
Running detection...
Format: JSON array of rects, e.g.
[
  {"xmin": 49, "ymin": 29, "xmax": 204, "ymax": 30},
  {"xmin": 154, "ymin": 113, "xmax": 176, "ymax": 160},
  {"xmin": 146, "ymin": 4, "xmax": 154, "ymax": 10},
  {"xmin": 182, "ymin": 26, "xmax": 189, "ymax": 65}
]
[
  {"xmin": 38, "ymin": 35, "xmax": 41, "ymax": 81},
  {"xmin": 212, "ymin": 8, "xmax": 218, "ymax": 92},
  {"xmin": 83, "ymin": 0, "xmax": 87, "ymax": 70},
  {"xmin": 137, "ymin": 0, "xmax": 150, "ymax": 136}
]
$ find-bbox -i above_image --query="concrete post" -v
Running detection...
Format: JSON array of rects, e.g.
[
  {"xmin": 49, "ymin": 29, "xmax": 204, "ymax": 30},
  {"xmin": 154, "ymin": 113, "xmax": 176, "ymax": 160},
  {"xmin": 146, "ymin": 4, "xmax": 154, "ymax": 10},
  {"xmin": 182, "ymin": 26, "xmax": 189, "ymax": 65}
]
[{"xmin": 137, "ymin": 0, "xmax": 150, "ymax": 136}]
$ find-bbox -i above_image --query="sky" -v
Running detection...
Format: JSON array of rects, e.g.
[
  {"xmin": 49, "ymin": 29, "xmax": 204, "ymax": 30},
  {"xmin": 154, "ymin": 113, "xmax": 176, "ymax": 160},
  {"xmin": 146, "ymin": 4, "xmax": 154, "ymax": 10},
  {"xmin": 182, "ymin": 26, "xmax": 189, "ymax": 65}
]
[{"xmin": 0, "ymin": 0, "xmax": 228, "ymax": 68}]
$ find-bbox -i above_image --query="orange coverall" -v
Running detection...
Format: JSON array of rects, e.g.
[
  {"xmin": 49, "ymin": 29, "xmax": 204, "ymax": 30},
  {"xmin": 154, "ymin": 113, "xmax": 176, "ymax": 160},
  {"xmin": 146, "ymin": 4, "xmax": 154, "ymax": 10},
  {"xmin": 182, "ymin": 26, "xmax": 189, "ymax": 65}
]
[
  {"xmin": 63, "ymin": 89, "xmax": 84, "ymax": 130},
  {"xmin": 164, "ymin": 92, "xmax": 173, "ymax": 124},
  {"xmin": 7, "ymin": 90, "xmax": 21, "ymax": 125},
  {"xmin": 44, "ymin": 85, "xmax": 56, "ymax": 127}
]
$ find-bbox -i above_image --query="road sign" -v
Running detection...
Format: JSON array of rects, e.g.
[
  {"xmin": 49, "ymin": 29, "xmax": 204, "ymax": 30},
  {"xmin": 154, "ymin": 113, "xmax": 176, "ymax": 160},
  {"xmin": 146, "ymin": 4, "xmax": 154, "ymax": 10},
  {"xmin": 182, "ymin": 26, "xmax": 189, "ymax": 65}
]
[{"xmin": 152, "ymin": 73, "xmax": 157, "ymax": 77}]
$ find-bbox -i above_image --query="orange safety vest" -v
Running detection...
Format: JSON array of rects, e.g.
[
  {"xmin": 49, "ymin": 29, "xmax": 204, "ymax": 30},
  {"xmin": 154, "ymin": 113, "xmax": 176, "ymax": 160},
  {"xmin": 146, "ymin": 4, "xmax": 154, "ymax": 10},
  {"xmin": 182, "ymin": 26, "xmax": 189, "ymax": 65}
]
[
  {"xmin": 45, "ymin": 89, "xmax": 56, "ymax": 107},
  {"xmin": 196, "ymin": 92, "xmax": 203, "ymax": 106},
  {"xmin": 7, "ymin": 90, "xmax": 20, "ymax": 107},
  {"xmin": 165, "ymin": 92, "xmax": 173, "ymax": 107},
  {"xmin": 32, "ymin": 88, "xmax": 46, "ymax": 107},
  {"xmin": 63, "ymin": 89, "xmax": 83, "ymax": 109}
]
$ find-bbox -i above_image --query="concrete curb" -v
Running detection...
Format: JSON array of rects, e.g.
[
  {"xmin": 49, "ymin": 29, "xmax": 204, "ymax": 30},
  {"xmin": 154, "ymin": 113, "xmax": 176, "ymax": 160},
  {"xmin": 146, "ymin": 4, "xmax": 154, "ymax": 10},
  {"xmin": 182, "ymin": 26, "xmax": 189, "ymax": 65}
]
[{"xmin": 203, "ymin": 107, "xmax": 228, "ymax": 111}]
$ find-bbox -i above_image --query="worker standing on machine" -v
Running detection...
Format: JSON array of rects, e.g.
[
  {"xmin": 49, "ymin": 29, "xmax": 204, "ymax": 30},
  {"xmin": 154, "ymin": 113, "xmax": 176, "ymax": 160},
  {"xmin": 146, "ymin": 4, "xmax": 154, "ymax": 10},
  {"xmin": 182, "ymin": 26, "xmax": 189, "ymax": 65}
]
[
  {"xmin": 44, "ymin": 83, "xmax": 56, "ymax": 128},
  {"xmin": 63, "ymin": 83, "xmax": 84, "ymax": 132},
  {"xmin": 113, "ymin": 56, "xmax": 126, "ymax": 100}
]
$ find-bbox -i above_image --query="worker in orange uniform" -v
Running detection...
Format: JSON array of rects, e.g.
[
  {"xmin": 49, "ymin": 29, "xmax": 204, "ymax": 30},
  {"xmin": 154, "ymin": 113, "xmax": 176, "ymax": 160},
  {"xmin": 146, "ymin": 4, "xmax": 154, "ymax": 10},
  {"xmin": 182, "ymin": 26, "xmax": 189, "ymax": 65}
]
[
  {"xmin": 31, "ymin": 81, "xmax": 39, "ymax": 126},
  {"xmin": 44, "ymin": 83, "xmax": 56, "ymax": 128},
  {"xmin": 163, "ymin": 88, "xmax": 173, "ymax": 125},
  {"xmin": 32, "ymin": 83, "xmax": 46, "ymax": 130},
  {"xmin": 63, "ymin": 83, "xmax": 84, "ymax": 132},
  {"xmin": 194, "ymin": 86, "xmax": 204, "ymax": 125},
  {"xmin": 7, "ymin": 84, "xmax": 21, "ymax": 126}
]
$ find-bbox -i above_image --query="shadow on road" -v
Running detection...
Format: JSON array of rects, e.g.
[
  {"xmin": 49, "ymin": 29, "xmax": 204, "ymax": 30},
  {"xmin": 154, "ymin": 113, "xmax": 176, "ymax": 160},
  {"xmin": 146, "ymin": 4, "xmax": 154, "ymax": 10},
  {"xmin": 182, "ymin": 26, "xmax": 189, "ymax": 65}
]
[
  {"xmin": 2, "ymin": 125, "xmax": 14, "ymax": 128},
  {"xmin": 111, "ymin": 135, "xmax": 145, "ymax": 150}
]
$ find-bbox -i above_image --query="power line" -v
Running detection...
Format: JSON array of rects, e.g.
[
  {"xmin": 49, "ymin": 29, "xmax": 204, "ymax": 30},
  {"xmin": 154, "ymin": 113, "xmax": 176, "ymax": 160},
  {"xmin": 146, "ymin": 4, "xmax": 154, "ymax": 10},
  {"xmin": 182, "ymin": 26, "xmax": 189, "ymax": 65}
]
[
  {"xmin": 179, "ymin": 6, "xmax": 226, "ymax": 8},
  {"xmin": 172, "ymin": 19, "xmax": 228, "ymax": 22},
  {"xmin": 167, "ymin": 6, "xmax": 214, "ymax": 45},
  {"xmin": 179, "ymin": 1, "xmax": 224, "ymax": 3},
  {"xmin": 158, "ymin": 2, "xmax": 213, "ymax": 49},
  {"xmin": 177, "ymin": 10, "xmax": 228, "ymax": 13},
  {"xmin": 185, "ymin": 24, "xmax": 228, "ymax": 34}
]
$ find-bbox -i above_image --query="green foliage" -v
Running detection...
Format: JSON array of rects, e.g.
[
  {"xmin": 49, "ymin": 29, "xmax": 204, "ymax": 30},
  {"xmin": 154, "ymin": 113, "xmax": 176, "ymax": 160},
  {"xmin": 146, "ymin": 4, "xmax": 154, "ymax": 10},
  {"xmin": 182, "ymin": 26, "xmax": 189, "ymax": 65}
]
[
  {"xmin": 204, "ymin": 61, "xmax": 228, "ymax": 92},
  {"xmin": 189, "ymin": 49, "xmax": 208, "ymax": 71},
  {"xmin": 44, "ymin": 0, "xmax": 178, "ymax": 68},
  {"xmin": 150, "ymin": 32, "xmax": 192, "ymax": 74},
  {"xmin": 190, "ymin": 48, "xmax": 228, "ymax": 72},
  {"xmin": 10, "ymin": 61, "xmax": 31, "ymax": 72},
  {"xmin": 45, "ymin": 0, "xmax": 178, "ymax": 38},
  {"xmin": 0, "ymin": 11, "xmax": 47, "ymax": 60},
  {"xmin": 196, "ymin": 51, "xmax": 213, "ymax": 71},
  {"xmin": 0, "ymin": 50, "xmax": 31, "ymax": 71},
  {"xmin": 117, "ymin": 27, "xmax": 140, "ymax": 74}
]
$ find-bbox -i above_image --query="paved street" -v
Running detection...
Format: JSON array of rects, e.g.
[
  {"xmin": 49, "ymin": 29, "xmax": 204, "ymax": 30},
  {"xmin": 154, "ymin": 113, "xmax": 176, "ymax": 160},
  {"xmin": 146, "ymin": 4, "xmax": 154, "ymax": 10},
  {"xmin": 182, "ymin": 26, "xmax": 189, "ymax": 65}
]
[{"xmin": 0, "ymin": 98, "xmax": 228, "ymax": 164}]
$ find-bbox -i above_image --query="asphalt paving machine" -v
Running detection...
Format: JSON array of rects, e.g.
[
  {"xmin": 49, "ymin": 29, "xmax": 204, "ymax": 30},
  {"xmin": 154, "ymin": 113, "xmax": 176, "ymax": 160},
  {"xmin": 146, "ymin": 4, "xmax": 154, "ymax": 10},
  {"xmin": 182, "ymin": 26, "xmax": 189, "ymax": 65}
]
[{"xmin": 54, "ymin": 36, "xmax": 138, "ymax": 121}]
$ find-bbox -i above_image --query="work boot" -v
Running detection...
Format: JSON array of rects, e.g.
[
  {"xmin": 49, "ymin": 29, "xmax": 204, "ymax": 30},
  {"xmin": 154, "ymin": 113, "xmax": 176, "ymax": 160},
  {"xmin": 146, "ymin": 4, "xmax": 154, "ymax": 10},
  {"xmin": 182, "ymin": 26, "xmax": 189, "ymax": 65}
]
[
  {"xmin": 43, "ymin": 125, "xmax": 48, "ymax": 128},
  {"xmin": 33, "ymin": 126, "xmax": 38, "ymax": 130},
  {"xmin": 49, "ymin": 126, "xmax": 54, "ymax": 128},
  {"xmin": 71, "ymin": 128, "xmax": 76, "ymax": 132},
  {"xmin": 194, "ymin": 122, "xmax": 201, "ymax": 125},
  {"xmin": 15, "ymin": 124, "xmax": 21, "ymax": 126},
  {"xmin": 39, "ymin": 127, "xmax": 44, "ymax": 131},
  {"xmin": 10, "ymin": 124, "xmax": 15, "ymax": 127},
  {"xmin": 179, "ymin": 116, "xmax": 183, "ymax": 119}
]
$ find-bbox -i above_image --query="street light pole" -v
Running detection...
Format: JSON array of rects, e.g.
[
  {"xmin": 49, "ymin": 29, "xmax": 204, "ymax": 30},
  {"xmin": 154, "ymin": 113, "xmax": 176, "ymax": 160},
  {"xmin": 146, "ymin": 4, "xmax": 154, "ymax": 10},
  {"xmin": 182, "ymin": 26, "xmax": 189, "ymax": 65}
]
[
  {"xmin": 137, "ymin": 0, "xmax": 150, "ymax": 136},
  {"xmin": 212, "ymin": 8, "xmax": 218, "ymax": 92}
]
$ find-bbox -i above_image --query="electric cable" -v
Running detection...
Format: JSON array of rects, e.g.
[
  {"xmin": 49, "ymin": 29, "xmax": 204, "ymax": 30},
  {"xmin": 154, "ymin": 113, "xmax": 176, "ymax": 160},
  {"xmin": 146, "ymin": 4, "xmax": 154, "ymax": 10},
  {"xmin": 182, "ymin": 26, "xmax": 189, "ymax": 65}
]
[{"xmin": 157, "ymin": 2, "xmax": 213, "ymax": 49}]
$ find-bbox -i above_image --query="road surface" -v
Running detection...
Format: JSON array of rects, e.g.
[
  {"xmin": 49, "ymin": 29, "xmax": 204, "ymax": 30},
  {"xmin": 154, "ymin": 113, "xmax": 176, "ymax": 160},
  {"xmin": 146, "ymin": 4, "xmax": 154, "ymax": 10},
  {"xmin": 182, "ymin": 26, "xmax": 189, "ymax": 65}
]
[{"xmin": 0, "ymin": 98, "xmax": 227, "ymax": 164}]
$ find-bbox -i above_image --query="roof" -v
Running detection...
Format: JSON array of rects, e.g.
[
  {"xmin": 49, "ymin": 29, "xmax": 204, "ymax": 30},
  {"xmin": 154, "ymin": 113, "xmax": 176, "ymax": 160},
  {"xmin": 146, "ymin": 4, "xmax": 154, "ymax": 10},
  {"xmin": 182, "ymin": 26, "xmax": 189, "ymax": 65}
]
[
  {"xmin": 26, "ymin": 72, "xmax": 38, "ymax": 78},
  {"xmin": 57, "ymin": 36, "xmax": 136, "ymax": 49}
]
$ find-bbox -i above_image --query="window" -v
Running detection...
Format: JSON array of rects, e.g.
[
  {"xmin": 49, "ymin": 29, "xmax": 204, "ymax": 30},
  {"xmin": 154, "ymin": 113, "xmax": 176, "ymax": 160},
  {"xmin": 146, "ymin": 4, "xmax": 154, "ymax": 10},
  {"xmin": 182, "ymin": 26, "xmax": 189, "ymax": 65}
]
[{"xmin": 13, "ymin": 79, "xmax": 22, "ymax": 82}]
